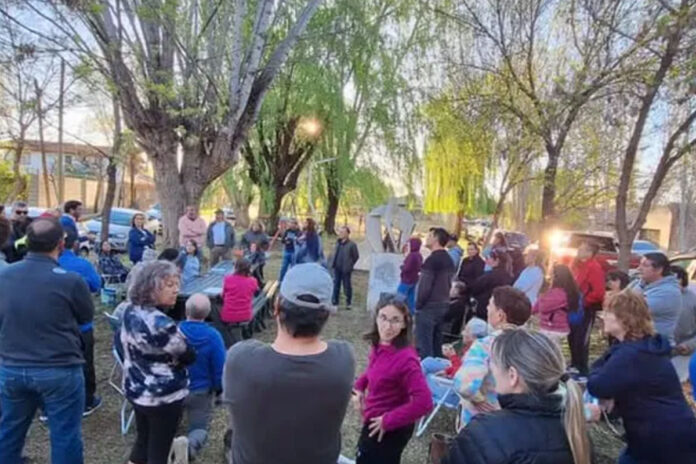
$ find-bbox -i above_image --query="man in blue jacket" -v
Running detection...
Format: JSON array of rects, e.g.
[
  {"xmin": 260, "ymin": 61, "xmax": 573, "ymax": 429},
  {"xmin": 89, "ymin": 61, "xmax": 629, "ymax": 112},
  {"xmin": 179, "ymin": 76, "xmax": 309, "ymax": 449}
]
[
  {"xmin": 58, "ymin": 234, "xmax": 102, "ymax": 415},
  {"xmin": 628, "ymin": 252, "xmax": 682, "ymax": 343},
  {"xmin": 0, "ymin": 218, "xmax": 94, "ymax": 464},
  {"xmin": 174, "ymin": 293, "xmax": 226, "ymax": 460}
]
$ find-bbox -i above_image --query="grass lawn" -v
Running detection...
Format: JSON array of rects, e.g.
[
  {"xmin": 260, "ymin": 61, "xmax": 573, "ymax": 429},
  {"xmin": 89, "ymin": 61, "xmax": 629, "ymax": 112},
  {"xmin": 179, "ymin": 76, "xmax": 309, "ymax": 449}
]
[{"xmin": 22, "ymin": 252, "xmax": 629, "ymax": 463}]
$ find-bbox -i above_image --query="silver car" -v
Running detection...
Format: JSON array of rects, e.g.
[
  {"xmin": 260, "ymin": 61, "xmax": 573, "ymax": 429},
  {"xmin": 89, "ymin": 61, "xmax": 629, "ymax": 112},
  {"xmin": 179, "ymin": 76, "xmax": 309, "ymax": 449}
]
[{"xmin": 84, "ymin": 207, "xmax": 158, "ymax": 252}]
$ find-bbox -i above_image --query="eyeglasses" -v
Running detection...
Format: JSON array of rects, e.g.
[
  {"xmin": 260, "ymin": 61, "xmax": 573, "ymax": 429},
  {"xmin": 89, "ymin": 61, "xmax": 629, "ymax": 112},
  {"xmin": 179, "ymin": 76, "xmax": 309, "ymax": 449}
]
[
  {"xmin": 15, "ymin": 210, "xmax": 28, "ymax": 215},
  {"xmin": 377, "ymin": 315, "xmax": 405, "ymax": 327}
]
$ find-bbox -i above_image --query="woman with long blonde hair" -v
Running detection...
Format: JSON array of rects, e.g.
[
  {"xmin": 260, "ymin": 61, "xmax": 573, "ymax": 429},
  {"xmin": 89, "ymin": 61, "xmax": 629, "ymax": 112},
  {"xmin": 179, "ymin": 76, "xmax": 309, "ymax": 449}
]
[{"xmin": 444, "ymin": 328, "xmax": 591, "ymax": 464}]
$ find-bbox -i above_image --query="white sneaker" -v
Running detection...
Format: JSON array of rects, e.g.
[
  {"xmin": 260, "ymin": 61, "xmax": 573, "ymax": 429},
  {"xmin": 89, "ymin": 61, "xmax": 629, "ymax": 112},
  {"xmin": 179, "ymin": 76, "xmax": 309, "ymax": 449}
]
[{"xmin": 169, "ymin": 436, "xmax": 189, "ymax": 464}]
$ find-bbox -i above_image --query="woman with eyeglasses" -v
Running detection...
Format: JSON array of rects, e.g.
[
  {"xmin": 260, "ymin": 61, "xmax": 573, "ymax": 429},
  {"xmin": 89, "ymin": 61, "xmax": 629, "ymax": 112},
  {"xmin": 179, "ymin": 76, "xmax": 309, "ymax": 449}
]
[{"xmin": 352, "ymin": 299, "xmax": 432, "ymax": 463}]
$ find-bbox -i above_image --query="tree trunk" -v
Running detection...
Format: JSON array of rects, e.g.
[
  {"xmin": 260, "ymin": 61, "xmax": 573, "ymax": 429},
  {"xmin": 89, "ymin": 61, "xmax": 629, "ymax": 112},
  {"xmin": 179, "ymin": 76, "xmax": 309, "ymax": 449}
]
[
  {"xmin": 101, "ymin": 160, "xmax": 118, "ymax": 243},
  {"xmin": 236, "ymin": 205, "xmax": 251, "ymax": 229},
  {"xmin": 102, "ymin": 98, "xmax": 123, "ymax": 243},
  {"xmin": 129, "ymin": 154, "xmax": 137, "ymax": 208},
  {"xmin": 267, "ymin": 187, "xmax": 286, "ymax": 235},
  {"xmin": 485, "ymin": 196, "xmax": 506, "ymax": 245},
  {"xmin": 324, "ymin": 185, "xmax": 340, "ymax": 235},
  {"xmin": 57, "ymin": 59, "xmax": 65, "ymax": 205},
  {"xmin": 5, "ymin": 141, "xmax": 27, "ymax": 204},
  {"xmin": 151, "ymin": 152, "xmax": 209, "ymax": 248},
  {"xmin": 541, "ymin": 144, "xmax": 559, "ymax": 226},
  {"xmin": 93, "ymin": 162, "xmax": 104, "ymax": 212},
  {"xmin": 616, "ymin": 228, "xmax": 635, "ymax": 272},
  {"xmin": 454, "ymin": 210, "xmax": 463, "ymax": 238}
]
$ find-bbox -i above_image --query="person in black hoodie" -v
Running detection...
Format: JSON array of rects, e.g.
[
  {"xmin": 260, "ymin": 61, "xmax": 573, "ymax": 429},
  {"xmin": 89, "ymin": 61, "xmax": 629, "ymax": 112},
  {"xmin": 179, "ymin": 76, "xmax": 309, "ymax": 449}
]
[
  {"xmin": 587, "ymin": 291, "xmax": 696, "ymax": 464},
  {"xmin": 445, "ymin": 242, "xmax": 486, "ymax": 336},
  {"xmin": 443, "ymin": 328, "xmax": 592, "ymax": 464},
  {"xmin": 467, "ymin": 249, "xmax": 514, "ymax": 320},
  {"xmin": 415, "ymin": 227, "xmax": 455, "ymax": 358}
]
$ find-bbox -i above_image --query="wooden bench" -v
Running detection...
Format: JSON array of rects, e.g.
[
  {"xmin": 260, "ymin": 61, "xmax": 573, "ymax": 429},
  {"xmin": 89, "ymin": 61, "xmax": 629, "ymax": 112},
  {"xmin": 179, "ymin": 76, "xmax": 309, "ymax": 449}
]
[{"xmin": 241, "ymin": 280, "xmax": 279, "ymax": 339}]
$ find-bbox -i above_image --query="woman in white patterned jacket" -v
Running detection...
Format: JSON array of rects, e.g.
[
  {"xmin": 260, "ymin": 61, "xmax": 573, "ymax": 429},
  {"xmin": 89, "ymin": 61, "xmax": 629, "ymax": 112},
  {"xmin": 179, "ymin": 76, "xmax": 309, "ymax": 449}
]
[{"xmin": 120, "ymin": 260, "xmax": 196, "ymax": 464}]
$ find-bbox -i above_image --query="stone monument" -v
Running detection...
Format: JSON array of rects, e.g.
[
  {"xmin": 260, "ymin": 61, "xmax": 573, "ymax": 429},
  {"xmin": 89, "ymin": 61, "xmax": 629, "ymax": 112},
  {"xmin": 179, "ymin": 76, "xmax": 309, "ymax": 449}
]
[{"xmin": 363, "ymin": 198, "xmax": 416, "ymax": 313}]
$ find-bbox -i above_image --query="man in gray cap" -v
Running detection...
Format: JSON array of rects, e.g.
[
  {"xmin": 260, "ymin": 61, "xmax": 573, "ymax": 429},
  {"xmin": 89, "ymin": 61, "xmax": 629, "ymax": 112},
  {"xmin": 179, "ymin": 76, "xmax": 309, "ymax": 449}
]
[{"xmin": 223, "ymin": 263, "xmax": 355, "ymax": 464}]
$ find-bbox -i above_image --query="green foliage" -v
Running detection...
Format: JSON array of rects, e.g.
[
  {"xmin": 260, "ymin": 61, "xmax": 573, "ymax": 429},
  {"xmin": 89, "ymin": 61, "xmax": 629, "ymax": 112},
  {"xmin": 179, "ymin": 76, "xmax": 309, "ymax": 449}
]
[
  {"xmin": 0, "ymin": 160, "xmax": 26, "ymax": 201},
  {"xmin": 422, "ymin": 94, "xmax": 493, "ymax": 216},
  {"xmin": 341, "ymin": 165, "xmax": 393, "ymax": 212}
]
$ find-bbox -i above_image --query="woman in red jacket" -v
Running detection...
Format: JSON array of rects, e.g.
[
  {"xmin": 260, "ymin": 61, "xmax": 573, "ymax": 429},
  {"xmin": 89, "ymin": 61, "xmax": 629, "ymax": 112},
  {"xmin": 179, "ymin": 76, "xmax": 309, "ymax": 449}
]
[
  {"xmin": 569, "ymin": 241, "xmax": 605, "ymax": 376},
  {"xmin": 353, "ymin": 299, "xmax": 433, "ymax": 464},
  {"xmin": 221, "ymin": 259, "xmax": 258, "ymax": 347}
]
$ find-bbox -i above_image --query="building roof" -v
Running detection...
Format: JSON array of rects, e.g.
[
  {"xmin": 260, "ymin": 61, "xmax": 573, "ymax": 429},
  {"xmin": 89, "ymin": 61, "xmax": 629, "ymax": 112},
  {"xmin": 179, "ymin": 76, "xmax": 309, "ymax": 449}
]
[{"xmin": 0, "ymin": 139, "xmax": 112, "ymax": 158}]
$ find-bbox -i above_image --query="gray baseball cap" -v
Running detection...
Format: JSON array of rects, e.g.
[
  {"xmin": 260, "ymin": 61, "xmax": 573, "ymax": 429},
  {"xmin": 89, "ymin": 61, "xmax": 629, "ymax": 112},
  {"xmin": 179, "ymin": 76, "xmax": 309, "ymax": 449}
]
[{"xmin": 279, "ymin": 263, "xmax": 337, "ymax": 313}]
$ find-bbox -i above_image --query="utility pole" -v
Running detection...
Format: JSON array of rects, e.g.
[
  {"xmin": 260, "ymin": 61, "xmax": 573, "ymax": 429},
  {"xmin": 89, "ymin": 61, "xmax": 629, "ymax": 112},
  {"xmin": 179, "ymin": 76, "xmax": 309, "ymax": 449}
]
[{"xmin": 57, "ymin": 58, "xmax": 65, "ymax": 205}]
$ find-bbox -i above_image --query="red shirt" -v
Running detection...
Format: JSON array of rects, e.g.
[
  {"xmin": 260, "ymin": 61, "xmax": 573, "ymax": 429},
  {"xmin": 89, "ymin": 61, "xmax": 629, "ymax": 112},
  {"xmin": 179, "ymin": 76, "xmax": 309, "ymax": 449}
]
[
  {"xmin": 221, "ymin": 274, "xmax": 259, "ymax": 323},
  {"xmin": 572, "ymin": 257, "xmax": 606, "ymax": 307}
]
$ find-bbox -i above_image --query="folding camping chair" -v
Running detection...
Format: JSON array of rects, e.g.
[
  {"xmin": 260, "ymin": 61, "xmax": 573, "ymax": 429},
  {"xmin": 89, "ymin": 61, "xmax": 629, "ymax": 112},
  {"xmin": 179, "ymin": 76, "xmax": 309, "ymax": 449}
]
[
  {"xmin": 415, "ymin": 376, "xmax": 460, "ymax": 437},
  {"xmin": 104, "ymin": 311, "xmax": 134, "ymax": 435}
]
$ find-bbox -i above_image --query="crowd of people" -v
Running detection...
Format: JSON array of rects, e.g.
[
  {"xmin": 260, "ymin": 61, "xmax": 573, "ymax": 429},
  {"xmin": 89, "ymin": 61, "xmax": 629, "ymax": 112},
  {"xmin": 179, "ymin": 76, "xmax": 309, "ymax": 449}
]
[{"xmin": 3, "ymin": 202, "xmax": 696, "ymax": 464}]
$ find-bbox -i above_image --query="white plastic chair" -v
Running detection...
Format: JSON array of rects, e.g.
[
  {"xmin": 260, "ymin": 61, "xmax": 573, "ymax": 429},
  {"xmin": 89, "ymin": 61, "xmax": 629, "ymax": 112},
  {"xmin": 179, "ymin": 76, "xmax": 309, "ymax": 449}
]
[
  {"xmin": 415, "ymin": 376, "xmax": 460, "ymax": 437},
  {"xmin": 103, "ymin": 311, "xmax": 134, "ymax": 435}
]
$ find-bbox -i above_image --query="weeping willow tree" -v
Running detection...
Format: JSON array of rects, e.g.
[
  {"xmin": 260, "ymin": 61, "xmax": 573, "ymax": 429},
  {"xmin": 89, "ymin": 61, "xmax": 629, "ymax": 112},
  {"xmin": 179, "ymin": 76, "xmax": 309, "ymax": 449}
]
[{"xmin": 423, "ymin": 95, "xmax": 493, "ymax": 235}]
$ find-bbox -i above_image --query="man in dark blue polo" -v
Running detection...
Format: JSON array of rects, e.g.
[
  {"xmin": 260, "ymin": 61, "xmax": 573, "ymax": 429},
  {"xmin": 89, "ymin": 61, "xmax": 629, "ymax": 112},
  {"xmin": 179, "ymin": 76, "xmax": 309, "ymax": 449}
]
[{"xmin": 0, "ymin": 218, "xmax": 94, "ymax": 464}]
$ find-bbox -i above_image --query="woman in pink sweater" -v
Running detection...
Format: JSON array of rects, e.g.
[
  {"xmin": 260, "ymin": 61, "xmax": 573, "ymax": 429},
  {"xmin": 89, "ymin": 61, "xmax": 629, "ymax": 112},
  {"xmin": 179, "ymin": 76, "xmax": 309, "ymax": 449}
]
[
  {"xmin": 221, "ymin": 258, "xmax": 258, "ymax": 347},
  {"xmin": 532, "ymin": 264, "xmax": 581, "ymax": 346},
  {"xmin": 353, "ymin": 299, "xmax": 432, "ymax": 464}
]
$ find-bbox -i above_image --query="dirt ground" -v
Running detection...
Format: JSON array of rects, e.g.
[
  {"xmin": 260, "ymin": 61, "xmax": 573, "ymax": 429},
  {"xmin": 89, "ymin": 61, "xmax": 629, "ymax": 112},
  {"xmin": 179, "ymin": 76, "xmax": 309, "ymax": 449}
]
[{"xmin": 22, "ymin": 255, "xmax": 630, "ymax": 463}]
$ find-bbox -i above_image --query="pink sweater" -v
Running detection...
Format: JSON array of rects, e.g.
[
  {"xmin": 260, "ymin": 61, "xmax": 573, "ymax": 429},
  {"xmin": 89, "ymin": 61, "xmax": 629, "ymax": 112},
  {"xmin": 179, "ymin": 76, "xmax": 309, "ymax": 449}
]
[
  {"xmin": 221, "ymin": 274, "xmax": 259, "ymax": 323},
  {"xmin": 354, "ymin": 345, "xmax": 432, "ymax": 431},
  {"xmin": 178, "ymin": 216, "xmax": 207, "ymax": 248},
  {"xmin": 533, "ymin": 287, "xmax": 570, "ymax": 333}
]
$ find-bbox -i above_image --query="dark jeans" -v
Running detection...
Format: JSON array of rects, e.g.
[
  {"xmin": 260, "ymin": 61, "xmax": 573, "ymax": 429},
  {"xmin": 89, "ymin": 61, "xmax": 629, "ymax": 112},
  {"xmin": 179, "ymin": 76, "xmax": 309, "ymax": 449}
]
[
  {"xmin": 279, "ymin": 250, "xmax": 295, "ymax": 282},
  {"xmin": 184, "ymin": 391, "xmax": 214, "ymax": 459},
  {"xmin": 130, "ymin": 400, "xmax": 184, "ymax": 464},
  {"xmin": 356, "ymin": 423, "xmax": 414, "ymax": 464},
  {"xmin": 81, "ymin": 329, "xmax": 96, "ymax": 406},
  {"xmin": 619, "ymin": 449, "xmax": 645, "ymax": 464},
  {"xmin": 0, "ymin": 365, "xmax": 85, "ymax": 464},
  {"xmin": 222, "ymin": 323, "xmax": 244, "ymax": 349},
  {"xmin": 568, "ymin": 306, "xmax": 597, "ymax": 375},
  {"xmin": 332, "ymin": 269, "xmax": 353, "ymax": 306},
  {"xmin": 415, "ymin": 306, "xmax": 449, "ymax": 358}
]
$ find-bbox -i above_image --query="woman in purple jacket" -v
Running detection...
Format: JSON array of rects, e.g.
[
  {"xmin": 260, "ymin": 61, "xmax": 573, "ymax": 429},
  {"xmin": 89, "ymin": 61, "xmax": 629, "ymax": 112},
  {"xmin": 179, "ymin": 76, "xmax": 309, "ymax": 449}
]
[
  {"xmin": 353, "ymin": 298, "xmax": 433, "ymax": 464},
  {"xmin": 397, "ymin": 238, "xmax": 423, "ymax": 314}
]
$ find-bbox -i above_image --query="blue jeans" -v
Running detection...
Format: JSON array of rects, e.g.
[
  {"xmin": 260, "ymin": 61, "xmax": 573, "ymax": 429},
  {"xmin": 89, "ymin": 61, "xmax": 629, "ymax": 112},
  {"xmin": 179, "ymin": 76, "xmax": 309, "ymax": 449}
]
[
  {"xmin": 279, "ymin": 250, "xmax": 295, "ymax": 282},
  {"xmin": 396, "ymin": 282, "xmax": 417, "ymax": 314},
  {"xmin": 0, "ymin": 365, "xmax": 85, "ymax": 464},
  {"xmin": 421, "ymin": 357, "xmax": 459, "ymax": 407}
]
